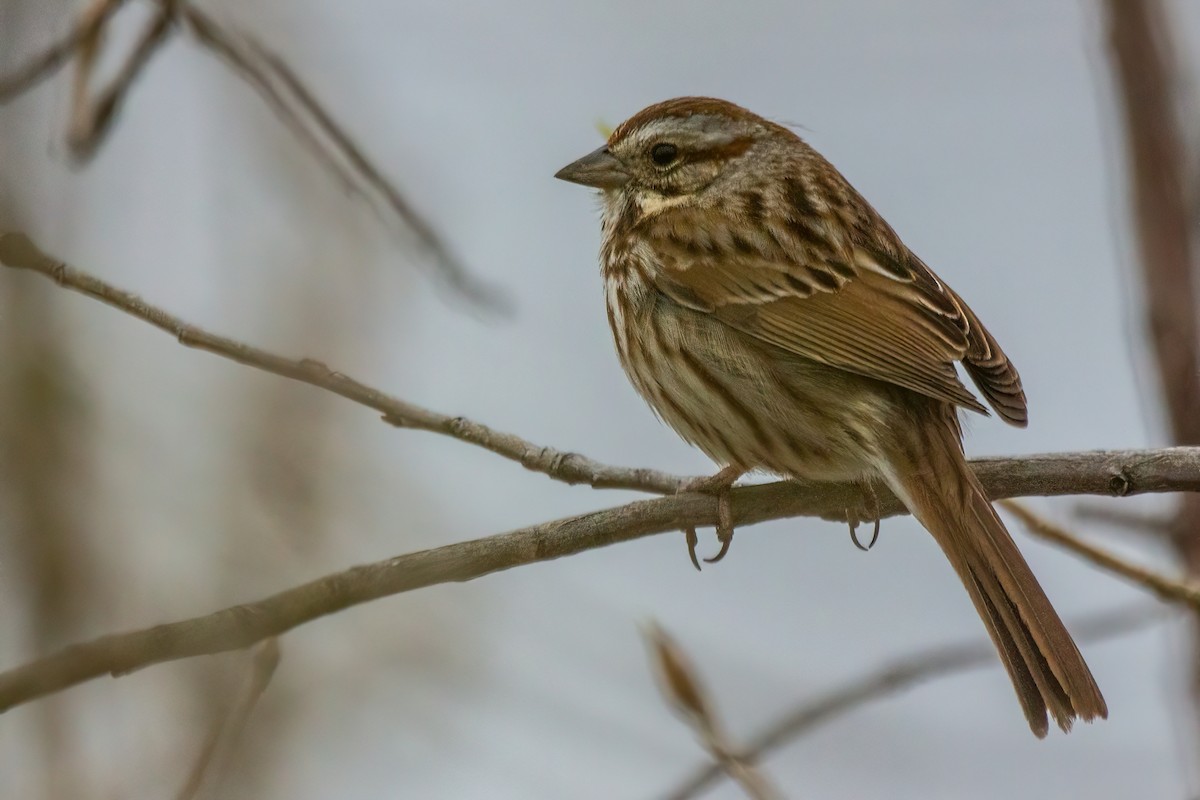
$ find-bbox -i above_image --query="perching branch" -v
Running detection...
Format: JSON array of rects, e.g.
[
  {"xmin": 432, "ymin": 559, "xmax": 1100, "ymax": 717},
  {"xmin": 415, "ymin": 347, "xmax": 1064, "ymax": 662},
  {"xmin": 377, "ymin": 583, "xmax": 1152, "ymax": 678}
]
[
  {"xmin": 0, "ymin": 447, "xmax": 1196, "ymax": 716},
  {"xmin": 663, "ymin": 605, "xmax": 1164, "ymax": 800}
]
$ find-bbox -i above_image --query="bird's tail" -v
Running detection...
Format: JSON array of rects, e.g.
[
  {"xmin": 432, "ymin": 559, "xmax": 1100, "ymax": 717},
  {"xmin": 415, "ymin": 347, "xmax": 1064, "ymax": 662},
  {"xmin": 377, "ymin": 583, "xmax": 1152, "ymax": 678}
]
[{"xmin": 881, "ymin": 406, "xmax": 1107, "ymax": 737}]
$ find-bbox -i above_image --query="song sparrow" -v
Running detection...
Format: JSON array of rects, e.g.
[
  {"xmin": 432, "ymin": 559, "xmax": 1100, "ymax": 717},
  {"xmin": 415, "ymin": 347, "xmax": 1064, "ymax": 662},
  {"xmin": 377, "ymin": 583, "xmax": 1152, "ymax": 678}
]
[{"xmin": 555, "ymin": 97, "xmax": 1105, "ymax": 736}]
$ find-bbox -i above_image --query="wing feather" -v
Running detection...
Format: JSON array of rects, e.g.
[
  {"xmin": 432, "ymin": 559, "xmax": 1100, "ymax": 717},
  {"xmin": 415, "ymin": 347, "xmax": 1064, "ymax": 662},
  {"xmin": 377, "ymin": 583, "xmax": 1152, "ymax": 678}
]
[{"xmin": 645, "ymin": 201, "xmax": 1027, "ymax": 424}]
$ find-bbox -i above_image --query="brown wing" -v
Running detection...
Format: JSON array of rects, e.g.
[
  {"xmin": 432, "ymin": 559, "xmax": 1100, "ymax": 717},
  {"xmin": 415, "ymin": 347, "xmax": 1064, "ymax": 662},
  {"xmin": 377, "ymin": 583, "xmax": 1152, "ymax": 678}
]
[
  {"xmin": 644, "ymin": 209, "xmax": 1027, "ymax": 426},
  {"xmin": 943, "ymin": 280, "xmax": 1029, "ymax": 426}
]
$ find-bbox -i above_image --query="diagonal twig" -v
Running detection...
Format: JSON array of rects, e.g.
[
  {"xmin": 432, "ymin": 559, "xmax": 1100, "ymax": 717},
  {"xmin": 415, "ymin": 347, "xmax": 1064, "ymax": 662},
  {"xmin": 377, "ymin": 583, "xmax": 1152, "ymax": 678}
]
[
  {"xmin": 0, "ymin": 3, "xmax": 504, "ymax": 311},
  {"xmin": 178, "ymin": 6, "xmax": 509, "ymax": 313},
  {"xmin": 648, "ymin": 623, "xmax": 784, "ymax": 800},
  {"xmin": 175, "ymin": 6, "xmax": 359, "ymax": 198},
  {"xmin": 1074, "ymin": 503, "xmax": 1174, "ymax": 537},
  {"xmin": 1001, "ymin": 500, "xmax": 1200, "ymax": 607},
  {"xmin": 68, "ymin": 0, "xmax": 177, "ymax": 162},
  {"xmin": 0, "ymin": 231, "xmax": 682, "ymax": 494},
  {"xmin": 663, "ymin": 605, "xmax": 1164, "ymax": 800},
  {"xmin": 0, "ymin": 450, "xmax": 1196, "ymax": 716}
]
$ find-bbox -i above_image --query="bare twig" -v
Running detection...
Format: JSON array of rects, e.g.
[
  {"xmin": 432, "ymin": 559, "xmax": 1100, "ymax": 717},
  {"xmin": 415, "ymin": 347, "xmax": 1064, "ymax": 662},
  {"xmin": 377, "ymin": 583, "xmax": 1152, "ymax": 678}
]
[
  {"xmin": 244, "ymin": 37, "xmax": 508, "ymax": 312},
  {"xmin": 664, "ymin": 605, "xmax": 1163, "ymax": 800},
  {"xmin": 178, "ymin": 6, "xmax": 508, "ymax": 312},
  {"xmin": 1001, "ymin": 500, "xmax": 1200, "ymax": 607},
  {"xmin": 0, "ymin": 0, "xmax": 128, "ymax": 102},
  {"xmin": 175, "ymin": 7, "xmax": 359, "ymax": 197},
  {"xmin": 176, "ymin": 639, "xmax": 281, "ymax": 800},
  {"xmin": 0, "ymin": 449, "xmax": 1195, "ymax": 715},
  {"xmin": 0, "ymin": 231, "xmax": 682, "ymax": 494},
  {"xmin": 0, "ymin": 4, "xmax": 503, "ymax": 310},
  {"xmin": 68, "ymin": 1, "xmax": 177, "ymax": 162},
  {"xmin": 647, "ymin": 624, "xmax": 783, "ymax": 800}
]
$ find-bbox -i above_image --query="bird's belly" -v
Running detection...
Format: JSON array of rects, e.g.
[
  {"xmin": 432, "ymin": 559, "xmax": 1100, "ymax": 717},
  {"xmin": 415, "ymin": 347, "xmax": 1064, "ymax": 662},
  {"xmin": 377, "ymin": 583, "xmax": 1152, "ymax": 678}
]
[{"xmin": 607, "ymin": 281, "xmax": 889, "ymax": 482}]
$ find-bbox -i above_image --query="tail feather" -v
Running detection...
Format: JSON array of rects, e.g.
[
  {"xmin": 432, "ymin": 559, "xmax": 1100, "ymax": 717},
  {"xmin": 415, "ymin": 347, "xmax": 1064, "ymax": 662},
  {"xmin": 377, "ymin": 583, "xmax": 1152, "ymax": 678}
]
[{"xmin": 883, "ymin": 406, "xmax": 1107, "ymax": 737}]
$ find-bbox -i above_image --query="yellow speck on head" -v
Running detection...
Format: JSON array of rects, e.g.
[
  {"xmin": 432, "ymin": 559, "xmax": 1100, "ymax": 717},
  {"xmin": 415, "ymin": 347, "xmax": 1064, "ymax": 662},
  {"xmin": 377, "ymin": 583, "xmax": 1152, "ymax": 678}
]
[{"xmin": 594, "ymin": 119, "xmax": 614, "ymax": 139}]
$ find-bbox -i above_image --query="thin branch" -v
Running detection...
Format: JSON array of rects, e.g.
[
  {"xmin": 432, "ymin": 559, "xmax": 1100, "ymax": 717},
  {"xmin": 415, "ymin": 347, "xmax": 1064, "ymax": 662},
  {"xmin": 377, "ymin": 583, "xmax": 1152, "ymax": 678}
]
[
  {"xmin": 663, "ymin": 605, "xmax": 1164, "ymax": 800},
  {"xmin": 175, "ymin": 7, "xmax": 359, "ymax": 198},
  {"xmin": 176, "ymin": 639, "xmax": 281, "ymax": 800},
  {"xmin": 0, "ymin": 449, "xmax": 1196, "ymax": 715},
  {"xmin": 0, "ymin": 0, "xmax": 128, "ymax": 103},
  {"xmin": 178, "ymin": 6, "xmax": 509, "ymax": 313},
  {"xmin": 243, "ymin": 37, "xmax": 508, "ymax": 313},
  {"xmin": 1001, "ymin": 500, "xmax": 1200, "ymax": 607},
  {"xmin": 0, "ymin": 231, "xmax": 682, "ymax": 495},
  {"xmin": 0, "ymin": 4, "xmax": 502, "ymax": 310},
  {"xmin": 647, "ymin": 623, "xmax": 783, "ymax": 800}
]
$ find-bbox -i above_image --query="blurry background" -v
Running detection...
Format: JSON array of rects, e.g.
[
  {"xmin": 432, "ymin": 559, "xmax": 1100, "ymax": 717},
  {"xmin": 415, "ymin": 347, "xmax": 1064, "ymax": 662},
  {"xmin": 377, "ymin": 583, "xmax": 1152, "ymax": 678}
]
[{"xmin": 1, "ymin": 1, "xmax": 1198, "ymax": 797}]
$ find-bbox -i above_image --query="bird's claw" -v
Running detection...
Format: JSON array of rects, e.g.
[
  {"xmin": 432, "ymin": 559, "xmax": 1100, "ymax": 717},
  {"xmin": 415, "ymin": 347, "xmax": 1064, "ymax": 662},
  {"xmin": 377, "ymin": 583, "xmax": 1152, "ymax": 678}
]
[
  {"xmin": 704, "ymin": 532, "xmax": 733, "ymax": 563},
  {"xmin": 679, "ymin": 466, "xmax": 742, "ymax": 570},
  {"xmin": 685, "ymin": 527, "xmax": 702, "ymax": 571},
  {"xmin": 848, "ymin": 515, "xmax": 880, "ymax": 551},
  {"xmin": 703, "ymin": 490, "xmax": 735, "ymax": 563},
  {"xmin": 847, "ymin": 481, "xmax": 882, "ymax": 551}
]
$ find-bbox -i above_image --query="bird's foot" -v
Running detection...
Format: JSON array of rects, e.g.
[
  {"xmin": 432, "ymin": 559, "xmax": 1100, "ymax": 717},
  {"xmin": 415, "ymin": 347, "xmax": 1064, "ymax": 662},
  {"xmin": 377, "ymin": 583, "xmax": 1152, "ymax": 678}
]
[{"xmin": 679, "ymin": 466, "xmax": 743, "ymax": 569}]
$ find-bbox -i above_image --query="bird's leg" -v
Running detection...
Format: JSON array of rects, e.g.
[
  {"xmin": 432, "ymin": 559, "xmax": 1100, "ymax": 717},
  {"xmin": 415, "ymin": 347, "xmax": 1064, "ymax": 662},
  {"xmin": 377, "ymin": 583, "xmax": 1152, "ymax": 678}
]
[
  {"xmin": 678, "ymin": 465, "xmax": 744, "ymax": 568},
  {"xmin": 847, "ymin": 480, "xmax": 882, "ymax": 552}
]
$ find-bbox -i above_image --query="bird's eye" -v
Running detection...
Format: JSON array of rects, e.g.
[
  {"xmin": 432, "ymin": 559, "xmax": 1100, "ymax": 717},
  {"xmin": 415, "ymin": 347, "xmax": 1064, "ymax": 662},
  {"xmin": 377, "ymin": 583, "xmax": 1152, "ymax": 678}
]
[{"xmin": 650, "ymin": 143, "xmax": 679, "ymax": 167}]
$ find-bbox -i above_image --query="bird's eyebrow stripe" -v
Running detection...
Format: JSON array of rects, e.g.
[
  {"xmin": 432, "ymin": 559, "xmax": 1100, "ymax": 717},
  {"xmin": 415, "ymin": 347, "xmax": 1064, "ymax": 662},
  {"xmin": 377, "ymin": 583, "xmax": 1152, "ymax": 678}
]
[{"xmin": 686, "ymin": 136, "xmax": 755, "ymax": 163}]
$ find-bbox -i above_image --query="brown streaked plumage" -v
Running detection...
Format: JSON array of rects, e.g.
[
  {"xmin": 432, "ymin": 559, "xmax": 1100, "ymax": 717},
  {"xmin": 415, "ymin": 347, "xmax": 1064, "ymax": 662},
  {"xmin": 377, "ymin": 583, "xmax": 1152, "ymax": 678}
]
[{"xmin": 555, "ymin": 97, "xmax": 1104, "ymax": 737}]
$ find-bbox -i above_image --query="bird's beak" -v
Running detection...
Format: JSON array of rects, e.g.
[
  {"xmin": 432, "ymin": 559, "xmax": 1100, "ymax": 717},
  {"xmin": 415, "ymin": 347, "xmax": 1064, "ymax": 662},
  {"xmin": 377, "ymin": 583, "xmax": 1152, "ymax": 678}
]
[{"xmin": 554, "ymin": 146, "xmax": 630, "ymax": 189}]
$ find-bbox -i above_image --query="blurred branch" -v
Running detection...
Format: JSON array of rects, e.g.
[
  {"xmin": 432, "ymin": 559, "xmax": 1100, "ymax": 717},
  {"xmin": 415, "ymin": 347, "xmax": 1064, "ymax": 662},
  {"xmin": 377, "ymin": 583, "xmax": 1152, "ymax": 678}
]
[
  {"xmin": 664, "ymin": 605, "xmax": 1164, "ymax": 800},
  {"xmin": 0, "ymin": 231, "xmax": 684, "ymax": 494},
  {"xmin": 0, "ymin": 447, "xmax": 1196, "ymax": 714},
  {"xmin": 0, "ymin": 2, "xmax": 504, "ymax": 311},
  {"xmin": 647, "ymin": 624, "xmax": 783, "ymax": 800},
  {"xmin": 1001, "ymin": 500, "xmax": 1200, "ymax": 607},
  {"xmin": 177, "ymin": 5, "xmax": 508, "ymax": 312},
  {"xmin": 0, "ymin": 0, "xmax": 127, "ymax": 102},
  {"xmin": 173, "ymin": 6, "xmax": 360, "ymax": 196},
  {"xmin": 68, "ymin": 0, "xmax": 176, "ymax": 162},
  {"xmin": 1104, "ymin": 0, "xmax": 1200, "ymax": 733},
  {"xmin": 1074, "ymin": 503, "xmax": 1174, "ymax": 537},
  {"xmin": 1106, "ymin": 0, "xmax": 1200, "ymax": 447},
  {"xmin": 176, "ymin": 639, "xmax": 281, "ymax": 800}
]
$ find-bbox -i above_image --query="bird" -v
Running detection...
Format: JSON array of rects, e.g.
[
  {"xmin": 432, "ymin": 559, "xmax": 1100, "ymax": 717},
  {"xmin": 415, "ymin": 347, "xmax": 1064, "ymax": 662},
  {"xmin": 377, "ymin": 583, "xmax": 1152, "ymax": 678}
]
[{"xmin": 554, "ymin": 96, "xmax": 1106, "ymax": 737}]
